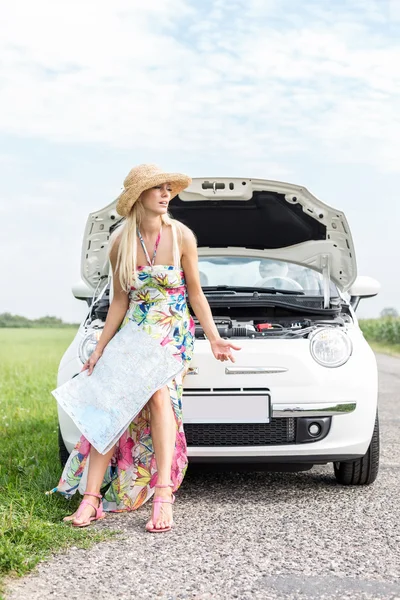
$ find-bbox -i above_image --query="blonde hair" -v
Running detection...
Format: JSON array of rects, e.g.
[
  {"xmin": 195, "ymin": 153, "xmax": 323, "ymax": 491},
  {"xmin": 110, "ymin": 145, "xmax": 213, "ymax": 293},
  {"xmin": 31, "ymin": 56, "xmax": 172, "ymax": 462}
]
[{"xmin": 108, "ymin": 201, "xmax": 183, "ymax": 292}]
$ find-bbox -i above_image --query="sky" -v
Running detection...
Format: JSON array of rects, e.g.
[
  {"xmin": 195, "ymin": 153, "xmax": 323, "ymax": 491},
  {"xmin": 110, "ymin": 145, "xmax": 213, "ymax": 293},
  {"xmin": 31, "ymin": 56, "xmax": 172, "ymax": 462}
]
[{"xmin": 1, "ymin": 0, "xmax": 399, "ymax": 323}]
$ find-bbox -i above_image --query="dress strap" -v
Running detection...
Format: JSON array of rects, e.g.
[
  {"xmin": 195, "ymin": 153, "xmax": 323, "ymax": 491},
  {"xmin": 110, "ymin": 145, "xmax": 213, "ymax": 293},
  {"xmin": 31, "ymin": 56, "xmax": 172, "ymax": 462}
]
[{"xmin": 137, "ymin": 225, "xmax": 163, "ymax": 267}]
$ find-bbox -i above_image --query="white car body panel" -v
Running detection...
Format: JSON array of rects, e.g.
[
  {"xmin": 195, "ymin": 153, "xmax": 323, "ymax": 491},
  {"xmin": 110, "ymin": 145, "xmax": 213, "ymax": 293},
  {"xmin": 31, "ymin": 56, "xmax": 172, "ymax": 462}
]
[{"xmin": 58, "ymin": 321, "xmax": 378, "ymax": 461}]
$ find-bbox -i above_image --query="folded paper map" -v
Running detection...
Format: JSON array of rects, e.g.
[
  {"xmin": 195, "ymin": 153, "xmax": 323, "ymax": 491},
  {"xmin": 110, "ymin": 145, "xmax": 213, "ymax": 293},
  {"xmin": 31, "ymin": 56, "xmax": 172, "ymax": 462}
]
[{"xmin": 52, "ymin": 320, "xmax": 184, "ymax": 454}]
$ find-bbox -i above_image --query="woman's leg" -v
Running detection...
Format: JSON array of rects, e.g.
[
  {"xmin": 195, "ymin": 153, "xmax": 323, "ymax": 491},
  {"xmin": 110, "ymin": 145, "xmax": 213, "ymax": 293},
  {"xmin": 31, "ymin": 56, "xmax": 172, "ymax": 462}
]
[
  {"xmin": 64, "ymin": 444, "xmax": 115, "ymax": 524},
  {"xmin": 146, "ymin": 385, "xmax": 176, "ymax": 530}
]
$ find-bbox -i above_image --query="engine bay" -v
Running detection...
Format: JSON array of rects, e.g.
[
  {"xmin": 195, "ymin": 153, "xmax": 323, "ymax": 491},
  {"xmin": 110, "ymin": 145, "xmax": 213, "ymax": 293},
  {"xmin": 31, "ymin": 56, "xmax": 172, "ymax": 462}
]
[
  {"xmin": 193, "ymin": 315, "xmax": 351, "ymax": 339},
  {"xmin": 86, "ymin": 283, "xmax": 351, "ymax": 339}
]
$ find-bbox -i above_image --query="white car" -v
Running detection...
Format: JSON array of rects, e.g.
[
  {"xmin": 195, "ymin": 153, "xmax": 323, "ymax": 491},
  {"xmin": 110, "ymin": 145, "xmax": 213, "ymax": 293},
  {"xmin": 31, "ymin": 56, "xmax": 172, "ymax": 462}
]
[{"xmin": 58, "ymin": 177, "xmax": 381, "ymax": 485}]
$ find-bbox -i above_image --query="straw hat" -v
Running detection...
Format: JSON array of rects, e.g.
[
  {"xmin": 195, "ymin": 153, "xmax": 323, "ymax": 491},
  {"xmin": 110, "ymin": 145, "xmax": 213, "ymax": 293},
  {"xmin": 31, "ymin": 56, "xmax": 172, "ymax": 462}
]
[{"xmin": 116, "ymin": 163, "xmax": 192, "ymax": 217}]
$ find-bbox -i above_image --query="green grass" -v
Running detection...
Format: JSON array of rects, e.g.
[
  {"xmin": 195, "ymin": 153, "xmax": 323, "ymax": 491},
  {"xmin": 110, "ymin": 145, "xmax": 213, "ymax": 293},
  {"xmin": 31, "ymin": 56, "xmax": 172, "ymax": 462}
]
[
  {"xmin": 0, "ymin": 329, "xmax": 114, "ymax": 592},
  {"xmin": 359, "ymin": 318, "xmax": 400, "ymax": 358},
  {"xmin": 359, "ymin": 317, "xmax": 400, "ymax": 345},
  {"xmin": 366, "ymin": 340, "xmax": 400, "ymax": 358}
]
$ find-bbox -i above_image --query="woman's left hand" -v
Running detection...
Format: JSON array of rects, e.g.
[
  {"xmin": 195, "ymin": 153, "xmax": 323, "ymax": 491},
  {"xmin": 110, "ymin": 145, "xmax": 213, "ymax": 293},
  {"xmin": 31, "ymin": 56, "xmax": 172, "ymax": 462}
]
[{"xmin": 210, "ymin": 337, "xmax": 241, "ymax": 362}]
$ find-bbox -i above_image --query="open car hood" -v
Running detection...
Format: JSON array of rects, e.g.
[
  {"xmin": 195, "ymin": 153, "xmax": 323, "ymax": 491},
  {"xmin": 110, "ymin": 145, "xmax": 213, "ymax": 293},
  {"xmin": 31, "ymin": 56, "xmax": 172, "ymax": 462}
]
[{"xmin": 81, "ymin": 177, "xmax": 357, "ymax": 293}]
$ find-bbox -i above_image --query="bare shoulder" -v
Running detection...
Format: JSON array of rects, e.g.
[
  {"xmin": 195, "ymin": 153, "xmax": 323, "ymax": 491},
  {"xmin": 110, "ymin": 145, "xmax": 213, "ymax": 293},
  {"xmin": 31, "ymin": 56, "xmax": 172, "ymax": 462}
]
[
  {"xmin": 175, "ymin": 220, "xmax": 201, "ymax": 291},
  {"xmin": 174, "ymin": 220, "xmax": 197, "ymax": 249},
  {"xmin": 108, "ymin": 227, "xmax": 123, "ymax": 267}
]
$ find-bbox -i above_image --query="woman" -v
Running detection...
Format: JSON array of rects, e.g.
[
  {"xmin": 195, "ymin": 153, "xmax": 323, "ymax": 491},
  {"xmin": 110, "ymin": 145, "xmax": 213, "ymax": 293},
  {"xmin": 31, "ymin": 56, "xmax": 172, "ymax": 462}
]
[{"xmin": 49, "ymin": 164, "xmax": 241, "ymax": 533}]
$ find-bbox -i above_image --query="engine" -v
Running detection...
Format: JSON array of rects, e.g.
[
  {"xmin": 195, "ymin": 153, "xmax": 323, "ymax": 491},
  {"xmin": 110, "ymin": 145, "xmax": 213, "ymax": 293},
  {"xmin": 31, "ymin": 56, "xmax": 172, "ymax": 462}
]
[{"xmin": 194, "ymin": 316, "xmax": 347, "ymax": 339}]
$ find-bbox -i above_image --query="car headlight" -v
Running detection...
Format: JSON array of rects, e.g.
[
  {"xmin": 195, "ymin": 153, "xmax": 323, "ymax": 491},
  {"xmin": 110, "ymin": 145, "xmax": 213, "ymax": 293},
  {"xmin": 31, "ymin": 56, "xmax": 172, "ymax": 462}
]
[
  {"xmin": 78, "ymin": 330, "xmax": 102, "ymax": 363},
  {"xmin": 309, "ymin": 328, "xmax": 352, "ymax": 368}
]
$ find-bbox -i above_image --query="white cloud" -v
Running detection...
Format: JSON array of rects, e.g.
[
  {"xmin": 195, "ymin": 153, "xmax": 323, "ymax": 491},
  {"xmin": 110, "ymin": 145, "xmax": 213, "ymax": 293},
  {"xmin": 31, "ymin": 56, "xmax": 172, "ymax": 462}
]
[
  {"xmin": 1, "ymin": 0, "xmax": 399, "ymax": 173},
  {"xmin": 389, "ymin": 0, "xmax": 400, "ymax": 20}
]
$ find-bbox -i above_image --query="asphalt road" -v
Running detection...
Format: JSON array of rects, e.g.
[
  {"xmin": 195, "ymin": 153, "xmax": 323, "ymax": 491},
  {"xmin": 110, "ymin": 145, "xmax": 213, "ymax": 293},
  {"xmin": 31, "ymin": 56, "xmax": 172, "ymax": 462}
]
[{"xmin": 6, "ymin": 354, "xmax": 400, "ymax": 600}]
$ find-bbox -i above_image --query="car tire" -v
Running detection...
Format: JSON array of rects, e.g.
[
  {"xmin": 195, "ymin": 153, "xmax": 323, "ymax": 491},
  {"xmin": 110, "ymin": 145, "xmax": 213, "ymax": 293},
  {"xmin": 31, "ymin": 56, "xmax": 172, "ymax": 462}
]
[
  {"xmin": 58, "ymin": 425, "xmax": 70, "ymax": 467},
  {"xmin": 333, "ymin": 412, "xmax": 379, "ymax": 485}
]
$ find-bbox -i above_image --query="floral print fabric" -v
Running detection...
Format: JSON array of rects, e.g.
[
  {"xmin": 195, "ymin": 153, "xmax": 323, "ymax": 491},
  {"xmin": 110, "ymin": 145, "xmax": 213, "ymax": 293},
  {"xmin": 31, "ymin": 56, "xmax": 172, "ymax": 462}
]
[{"xmin": 51, "ymin": 265, "xmax": 195, "ymax": 512}]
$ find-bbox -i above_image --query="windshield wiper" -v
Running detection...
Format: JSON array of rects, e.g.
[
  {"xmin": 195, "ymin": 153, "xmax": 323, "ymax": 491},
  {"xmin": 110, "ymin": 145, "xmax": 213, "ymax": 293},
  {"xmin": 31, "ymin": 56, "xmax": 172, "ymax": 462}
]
[{"xmin": 202, "ymin": 285, "xmax": 304, "ymax": 296}]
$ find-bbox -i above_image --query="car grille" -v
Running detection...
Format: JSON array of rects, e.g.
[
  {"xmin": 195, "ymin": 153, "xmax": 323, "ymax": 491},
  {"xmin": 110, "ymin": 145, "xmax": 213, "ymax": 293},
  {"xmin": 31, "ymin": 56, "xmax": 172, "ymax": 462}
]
[{"xmin": 184, "ymin": 418, "xmax": 296, "ymax": 446}]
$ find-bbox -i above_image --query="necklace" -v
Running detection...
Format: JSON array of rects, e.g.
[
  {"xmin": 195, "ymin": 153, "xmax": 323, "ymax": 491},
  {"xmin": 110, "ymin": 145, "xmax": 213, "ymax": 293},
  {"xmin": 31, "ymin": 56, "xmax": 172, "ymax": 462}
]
[{"xmin": 137, "ymin": 225, "xmax": 163, "ymax": 268}]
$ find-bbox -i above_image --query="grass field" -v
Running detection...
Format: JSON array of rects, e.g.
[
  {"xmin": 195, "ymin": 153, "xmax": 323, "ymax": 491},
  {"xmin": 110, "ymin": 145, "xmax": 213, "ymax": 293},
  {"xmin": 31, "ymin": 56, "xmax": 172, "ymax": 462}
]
[
  {"xmin": 0, "ymin": 329, "xmax": 112, "ymax": 593},
  {"xmin": 359, "ymin": 317, "xmax": 400, "ymax": 346},
  {"xmin": 359, "ymin": 318, "xmax": 400, "ymax": 357},
  {"xmin": 366, "ymin": 340, "xmax": 400, "ymax": 357}
]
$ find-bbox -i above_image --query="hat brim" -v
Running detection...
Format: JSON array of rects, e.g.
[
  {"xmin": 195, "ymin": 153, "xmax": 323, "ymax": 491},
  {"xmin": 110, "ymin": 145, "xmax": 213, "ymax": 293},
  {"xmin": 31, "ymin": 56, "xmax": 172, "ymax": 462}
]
[{"xmin": 116, "ymin": 172, "xmax": 192, "ymax": 217}]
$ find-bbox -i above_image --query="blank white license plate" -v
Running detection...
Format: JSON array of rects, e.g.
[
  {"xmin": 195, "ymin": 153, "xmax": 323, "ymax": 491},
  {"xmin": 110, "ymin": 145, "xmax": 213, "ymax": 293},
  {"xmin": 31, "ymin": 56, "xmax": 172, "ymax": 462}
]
[{"xmin": 182, "ymin": 393, "xmax": 270, "ymax": 424}]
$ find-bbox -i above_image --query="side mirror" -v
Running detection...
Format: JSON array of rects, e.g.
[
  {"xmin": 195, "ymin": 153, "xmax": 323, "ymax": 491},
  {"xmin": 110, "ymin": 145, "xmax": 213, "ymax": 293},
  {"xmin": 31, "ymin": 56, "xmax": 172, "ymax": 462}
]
[{"xmin": 348, "ymin": 276, "xmax": 380, "ymax": 310}]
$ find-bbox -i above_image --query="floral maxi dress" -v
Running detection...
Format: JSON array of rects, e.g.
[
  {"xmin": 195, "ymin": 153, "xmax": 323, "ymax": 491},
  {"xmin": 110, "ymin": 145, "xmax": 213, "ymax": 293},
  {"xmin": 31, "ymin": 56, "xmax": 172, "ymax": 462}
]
[{"xmin": 50, "ymin": 263, "xmax": 195, "ymax": 512}]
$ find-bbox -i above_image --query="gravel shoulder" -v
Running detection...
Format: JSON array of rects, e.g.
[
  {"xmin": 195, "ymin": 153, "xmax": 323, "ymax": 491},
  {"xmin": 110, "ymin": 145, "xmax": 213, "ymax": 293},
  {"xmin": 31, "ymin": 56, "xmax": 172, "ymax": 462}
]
[{"xmin": 5, "ymin": 353, "xmax": 400, "ymax": 600}]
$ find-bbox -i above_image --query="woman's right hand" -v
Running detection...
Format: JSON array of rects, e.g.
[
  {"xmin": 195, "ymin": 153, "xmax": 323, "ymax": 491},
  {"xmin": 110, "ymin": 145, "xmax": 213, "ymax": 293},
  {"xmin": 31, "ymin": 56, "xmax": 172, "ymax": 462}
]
[{"xmin": 81, "ymin": 348, "xmax": 104, "ymax": 376}]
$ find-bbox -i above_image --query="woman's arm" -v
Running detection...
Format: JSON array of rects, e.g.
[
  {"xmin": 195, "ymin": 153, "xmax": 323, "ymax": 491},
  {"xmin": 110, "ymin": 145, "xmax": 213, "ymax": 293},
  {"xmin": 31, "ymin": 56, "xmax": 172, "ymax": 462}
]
[
  {"xmin": 180, "ymin": 224, "xmax": 241, "ymax": 362},
  {"xmin": 82, "ymin": 237, "xmax": 129, "ymax": 374}
]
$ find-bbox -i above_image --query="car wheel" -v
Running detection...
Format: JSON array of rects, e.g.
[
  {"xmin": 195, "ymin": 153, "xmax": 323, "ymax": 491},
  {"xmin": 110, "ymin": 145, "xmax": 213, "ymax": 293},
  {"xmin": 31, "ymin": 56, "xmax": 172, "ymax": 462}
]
[
  {"xmin": 58, "ymin": 425, "xmax": 70, "ymax": 467},
  {"xmin": 333, "ymin": 412, "xmax": 379, "ymax": 485}
]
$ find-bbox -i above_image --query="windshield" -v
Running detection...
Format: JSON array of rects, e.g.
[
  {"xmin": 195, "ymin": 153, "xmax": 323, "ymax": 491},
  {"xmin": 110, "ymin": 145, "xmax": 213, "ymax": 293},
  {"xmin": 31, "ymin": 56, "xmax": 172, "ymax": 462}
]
[{"xmin": 198, "ymin": 257, "xmax": 338, "ymax": 296}]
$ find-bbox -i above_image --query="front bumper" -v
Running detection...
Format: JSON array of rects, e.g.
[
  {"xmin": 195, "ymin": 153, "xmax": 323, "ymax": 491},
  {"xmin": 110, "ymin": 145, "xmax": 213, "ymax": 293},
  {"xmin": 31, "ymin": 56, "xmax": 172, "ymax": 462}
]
[
  {"xmin": 186, "ymin": 403, "xmax": 375, "ymax": 461},
  {"xmin": 271, "ymin": 401, "xmax": 356, "ymax": 417},
  {"xmin": 188, "ymin": 454, "xmax": 364, "ymax": 465},
  {"xmin": 58, "ymin": 330, "xmax": 378, "ymax": 463}
]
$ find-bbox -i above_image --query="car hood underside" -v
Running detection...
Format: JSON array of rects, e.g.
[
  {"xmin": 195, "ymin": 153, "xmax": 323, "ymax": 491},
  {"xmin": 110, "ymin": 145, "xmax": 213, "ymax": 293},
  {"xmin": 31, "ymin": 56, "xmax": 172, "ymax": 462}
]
[{"xmin": 81, "ymin": 177, "xmax": 357, "ymax": 293}]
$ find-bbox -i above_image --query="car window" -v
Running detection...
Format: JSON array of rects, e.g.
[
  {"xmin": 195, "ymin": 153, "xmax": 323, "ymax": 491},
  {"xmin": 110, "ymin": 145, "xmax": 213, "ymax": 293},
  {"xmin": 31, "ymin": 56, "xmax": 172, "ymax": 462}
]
[{"xmin": 198, "ymin": 257, "xmax": 338, "ymax": 296}]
